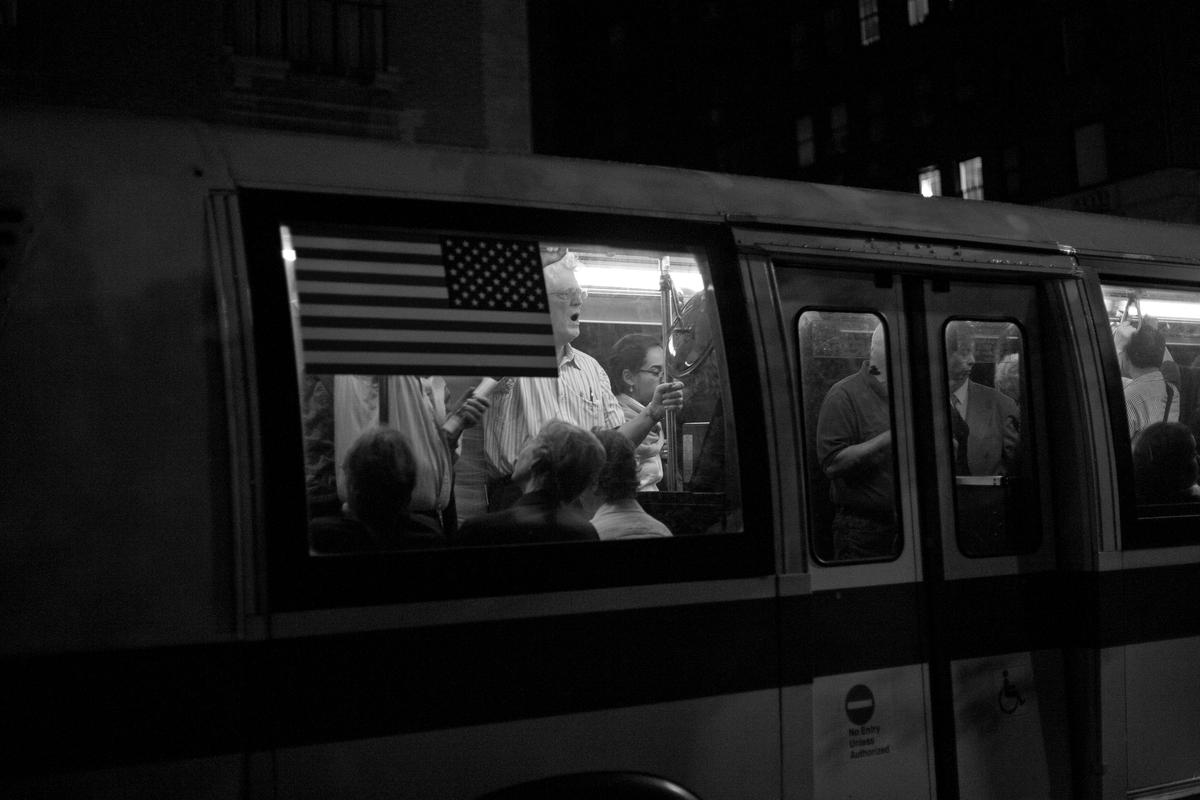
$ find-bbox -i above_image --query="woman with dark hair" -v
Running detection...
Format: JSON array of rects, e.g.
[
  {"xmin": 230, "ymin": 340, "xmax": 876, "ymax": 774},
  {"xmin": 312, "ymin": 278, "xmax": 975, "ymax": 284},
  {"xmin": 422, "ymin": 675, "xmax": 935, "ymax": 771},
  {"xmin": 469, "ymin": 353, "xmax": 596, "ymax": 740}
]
[
  {"xmin": 308, "ymin": 427, "xmax": 445, "ymax": 553},
  {"xmin": 457, "ymin": 420, "xmax": 605, "ymax": 545},
  {"xmin": 589, "ymin": 429, "xmax": 673, "ymax": 540},
  {"xmin": 605, "ymin": 333, "xmax": 667, "ymax": 491},
  {"xmin": 1133, "ymin": 421, "xmax": 1200, "ymax": 504}
]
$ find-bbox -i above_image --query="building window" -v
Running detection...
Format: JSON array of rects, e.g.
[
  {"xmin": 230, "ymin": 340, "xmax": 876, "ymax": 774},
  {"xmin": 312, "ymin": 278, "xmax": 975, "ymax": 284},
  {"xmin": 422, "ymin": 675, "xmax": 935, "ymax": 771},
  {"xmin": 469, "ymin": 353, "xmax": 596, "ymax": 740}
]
[
  {"xmin": 830, "ymin": 103, "xmax": 849, "ymax": 155},
  {"xmin": 824, "ymin": 5, "xmax": 844, "ymax": 57},
  {"xmin": 858, "ymin": 0, "xmax": 881, "ymax": 45},
  {"xmin": 959, "ymin": 156, "xmax": 984, "ymax": 200},
  {"xmin": 907, "ymin": 0, "xmax": 930, "ymax": 25},
  {"xmin": 919, "ymin": 165, "xmax": 942, "ymax": 197},
  {"xmin": 866, "ymin": 91, "xmax": 885, "ymax": 144},
  {"xmin": 797, "ymin": 115, "xmax": 816, "ymax": 168},
  {"xmin": 1003, "ymin": 146, "xmax": 1021, "ymax": 197},
  {"xmin": 1075, "ymin": 123, "xmax": 1109, "ymax": 187},
  {"xmin": 230, "ymin": 0, "xmax": 387, "ymax": 78}
]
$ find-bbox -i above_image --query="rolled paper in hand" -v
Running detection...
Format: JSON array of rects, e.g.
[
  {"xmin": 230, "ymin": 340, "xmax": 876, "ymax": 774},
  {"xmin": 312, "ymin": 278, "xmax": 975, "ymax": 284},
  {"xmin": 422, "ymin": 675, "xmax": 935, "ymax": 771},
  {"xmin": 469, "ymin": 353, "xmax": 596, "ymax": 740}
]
[{"xmin": 442, "ymin": 377, "xmax": 501, "ymax": 438}]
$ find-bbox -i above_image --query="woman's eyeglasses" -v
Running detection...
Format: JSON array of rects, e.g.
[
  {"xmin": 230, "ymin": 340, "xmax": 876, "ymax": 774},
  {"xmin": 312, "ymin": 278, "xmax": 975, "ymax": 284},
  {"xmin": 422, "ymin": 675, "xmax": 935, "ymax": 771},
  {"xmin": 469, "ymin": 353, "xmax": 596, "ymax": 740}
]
[{"xmin": 637, "ymin": 366, "xmax": 664, "ymax": 377}]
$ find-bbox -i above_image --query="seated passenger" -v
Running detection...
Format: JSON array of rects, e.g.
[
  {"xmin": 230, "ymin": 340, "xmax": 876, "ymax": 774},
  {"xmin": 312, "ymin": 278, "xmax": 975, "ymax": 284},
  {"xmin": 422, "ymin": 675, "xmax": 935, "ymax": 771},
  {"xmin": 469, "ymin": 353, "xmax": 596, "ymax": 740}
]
[
  {"xmin": 589, "ymin": 429, "xmax": 673, "ymax": 540},
  {"xmin": 1132, "ymin": 421, "xmax": 1200, "ymax": 504},
  {"xmin": 459, "ymin": 420, "xmax": 606, "ymax": 545},
  {"xmin": 332, "ymin": 374, "xmax": 488, "ymax": 536},
  {"xmin": 1117, "ymin": 324, "xmax": 1179, "ymax": 441},
  {"xmin": 945, "ymin": 321, "xmax": 1020, "ymax": 476},
  {"xmin": 606, "ymin": 333, "xmax": 668, "ymax": 492},
  {"xmin": 308, "ymin": 427, "xmax": 445, "ymax": 554}
]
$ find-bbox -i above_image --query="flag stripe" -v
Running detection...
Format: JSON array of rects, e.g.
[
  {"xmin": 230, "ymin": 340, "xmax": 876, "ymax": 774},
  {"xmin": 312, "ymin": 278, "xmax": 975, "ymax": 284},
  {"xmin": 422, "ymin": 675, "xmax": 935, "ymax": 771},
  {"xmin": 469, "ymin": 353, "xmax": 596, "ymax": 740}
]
[
  {"xmin": 300, "ymin": 306, "xmax": 550, "ymax": 325},
  {"xmin": 294, "ymin": 248, "xmax": 443, "ymax": 265},
  {"xmin": 306, "ymin": 351, "xmax": 558, "ymax": 370},
  {"xmin": 295, "ymin": 261, "xmax": 446, "ymax": 280},
  {"xmin": 297, "ymin": 281, "xmax": 448, "ymax": 300},
  {"xmin": 299, "ymin": 292, "xmax": 449, "ymax": 308},
  {"xmin": 301, "ymin": 315, "xmax": 549, "ymax": 334},
  {"xmin": 293, "ymin": 235, "xmax": 442, "ymax": 255},
  {"xmin": 302, "ymin": 327, "xmax": 551, "ymax": 345},
  {"xmin": 306, "ymin": 340, "xmax": 556, "ymax": 356}
]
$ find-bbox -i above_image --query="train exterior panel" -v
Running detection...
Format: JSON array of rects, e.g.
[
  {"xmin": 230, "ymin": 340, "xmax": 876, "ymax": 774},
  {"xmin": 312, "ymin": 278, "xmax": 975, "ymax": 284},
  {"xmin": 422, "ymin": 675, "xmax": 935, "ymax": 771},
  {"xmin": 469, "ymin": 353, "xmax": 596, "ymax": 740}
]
[{"xmin": 3, "ymin": 108, "xmax": 1200, "ymax": 799}]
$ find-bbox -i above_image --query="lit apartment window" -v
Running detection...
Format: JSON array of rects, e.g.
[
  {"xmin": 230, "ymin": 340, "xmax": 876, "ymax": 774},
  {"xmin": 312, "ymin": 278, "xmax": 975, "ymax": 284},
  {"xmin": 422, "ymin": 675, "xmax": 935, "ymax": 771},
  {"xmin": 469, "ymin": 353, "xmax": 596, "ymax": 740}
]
[
  {"xmin": 830, "ymin": 103, "xmax": 849, "ymax": 154},
  {"xmin": 1075, "ymin": 123, "xmax": 1108, "ymax": 187},
  {"xmin": 959, "ymin": 156, "xmax": 984, "ymax": 200},
  {"xmin": 919, "ymin": 166, "xmax": 942, "ymax": 197},
  {"xmin": 908, "ymin": 0, "xmax": 930, "ymax": 25},
  {"xmin": 232, "ymin": 0, "xmax": 387, "ymax": 77},
  {"xmin": 797, "ymin": 116, "xmax": 816, "ymax": 167},
  {"xmin": 858, "ymin": 0, "xmax": 881, "ymax": 45}
]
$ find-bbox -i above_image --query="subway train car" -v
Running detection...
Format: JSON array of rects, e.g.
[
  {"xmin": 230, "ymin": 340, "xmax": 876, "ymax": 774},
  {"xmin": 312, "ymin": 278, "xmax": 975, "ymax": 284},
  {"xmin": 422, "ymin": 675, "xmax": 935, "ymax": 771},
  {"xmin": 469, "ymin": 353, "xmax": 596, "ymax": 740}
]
[{"xmin": 3, "ymin": 107, "xmax": 1200, "ymax": 800}]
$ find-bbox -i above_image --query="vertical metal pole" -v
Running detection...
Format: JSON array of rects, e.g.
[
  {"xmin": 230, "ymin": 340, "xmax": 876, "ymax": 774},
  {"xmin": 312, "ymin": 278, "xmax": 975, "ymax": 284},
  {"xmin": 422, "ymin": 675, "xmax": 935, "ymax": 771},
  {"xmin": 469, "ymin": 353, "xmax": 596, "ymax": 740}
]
[{"xmin": 659, "ymin": 258, "xmax": 679, "ymax": 492}]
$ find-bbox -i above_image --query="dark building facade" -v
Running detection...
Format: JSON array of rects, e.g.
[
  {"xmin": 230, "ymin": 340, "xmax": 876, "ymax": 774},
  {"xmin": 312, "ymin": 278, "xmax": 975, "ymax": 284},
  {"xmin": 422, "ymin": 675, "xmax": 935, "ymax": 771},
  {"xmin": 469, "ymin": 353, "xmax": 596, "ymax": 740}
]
[
  {"xmin": 0, "ymin": 0, "xmax": 532, "ymax": 151},
  {"xmin": 529, "ymin": 0, "xmax": 1200, "ymax": 223}
]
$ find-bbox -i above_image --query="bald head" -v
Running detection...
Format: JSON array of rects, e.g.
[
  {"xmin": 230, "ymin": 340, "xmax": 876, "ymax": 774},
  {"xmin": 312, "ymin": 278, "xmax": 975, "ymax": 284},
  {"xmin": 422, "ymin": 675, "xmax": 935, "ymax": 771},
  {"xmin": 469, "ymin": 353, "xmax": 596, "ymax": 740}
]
[{"xmin": 868, "ymin": 324, "xmax": 887, "ymax": 385}]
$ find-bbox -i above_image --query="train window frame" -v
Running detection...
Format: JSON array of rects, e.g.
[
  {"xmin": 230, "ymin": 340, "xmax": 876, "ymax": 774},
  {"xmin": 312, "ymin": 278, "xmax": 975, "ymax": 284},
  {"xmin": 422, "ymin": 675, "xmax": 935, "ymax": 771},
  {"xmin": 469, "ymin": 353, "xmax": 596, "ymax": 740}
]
[
  {"xmin": 795, "ymin": 307, "xmax": 905, "ymax": 566},
  {"xmin": 238, "ymin": 189, "xmax": 773, "ymax": 611},
  {"xmin": 940, "ymin": 315, "xmax": 1041, "ymax": 558},
  {"xmin": 1098, "ymin": 279, "xmax": 1200, "ymax": 550}
]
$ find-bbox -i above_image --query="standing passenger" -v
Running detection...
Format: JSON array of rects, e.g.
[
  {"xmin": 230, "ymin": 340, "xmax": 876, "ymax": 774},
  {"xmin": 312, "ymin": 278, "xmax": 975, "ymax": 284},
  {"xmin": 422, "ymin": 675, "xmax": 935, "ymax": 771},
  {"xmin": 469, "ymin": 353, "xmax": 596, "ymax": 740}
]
[
  {"xmin": 606, "ymin": 333, "xmax": 668, "ymax": 492},
  {"xmin": 483, "ymin": 250, "xmax": 683, "ymax": 510},
  {"xmin": 815, "ymin": 325, "xmax": 897, "ymax": 559},
  {"xmin": 1118, "ymin": 324, "xmax": 1179, "ymax": 441}
]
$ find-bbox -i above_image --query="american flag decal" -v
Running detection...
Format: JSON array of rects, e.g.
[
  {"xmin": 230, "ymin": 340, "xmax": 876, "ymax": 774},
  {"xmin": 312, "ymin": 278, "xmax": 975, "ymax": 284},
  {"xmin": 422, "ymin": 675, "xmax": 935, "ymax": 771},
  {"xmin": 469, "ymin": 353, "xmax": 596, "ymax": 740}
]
[{"xmin": 290, "ymin": 229, "xmax": 558, "ymax": 376}]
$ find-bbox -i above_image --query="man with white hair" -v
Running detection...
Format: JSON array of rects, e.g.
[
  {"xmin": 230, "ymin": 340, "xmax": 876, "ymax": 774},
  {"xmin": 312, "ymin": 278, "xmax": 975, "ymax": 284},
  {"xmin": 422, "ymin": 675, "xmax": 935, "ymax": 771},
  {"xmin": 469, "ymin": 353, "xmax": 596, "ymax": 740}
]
[{"xmin": 483, "ymin": 249, "xmax": 684, "ymax": 510}]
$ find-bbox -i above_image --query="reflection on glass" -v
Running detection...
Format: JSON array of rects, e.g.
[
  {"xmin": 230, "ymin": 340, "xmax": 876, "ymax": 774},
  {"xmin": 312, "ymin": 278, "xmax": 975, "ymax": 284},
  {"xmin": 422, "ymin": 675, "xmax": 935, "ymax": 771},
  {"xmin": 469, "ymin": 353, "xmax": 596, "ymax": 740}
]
[
  {"xmin": 800, "ymin": 311, "xmax": 900, "ymax": 562},
  {"xmin": 943, "ymin": 319, "xmax": 1036, "ymax": 556}
]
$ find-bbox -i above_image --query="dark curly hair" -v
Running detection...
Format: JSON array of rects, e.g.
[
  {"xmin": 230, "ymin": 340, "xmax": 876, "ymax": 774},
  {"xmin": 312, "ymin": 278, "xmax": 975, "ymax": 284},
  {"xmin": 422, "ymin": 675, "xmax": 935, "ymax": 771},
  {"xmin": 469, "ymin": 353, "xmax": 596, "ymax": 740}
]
[
  {"xmin": 606, "ymin": 333, "xmax": 660, "ymax": 396},
  {"xmin": 1126, "ymin": 325, "xmax": 1166, "ymax": 369},
  {"xmin": 593, "ymin": 428, "xmax": 639, "ymax": 503},
  {"xmin": 344, "ymin": 427, "xmax": 416, "ymax": 533}
]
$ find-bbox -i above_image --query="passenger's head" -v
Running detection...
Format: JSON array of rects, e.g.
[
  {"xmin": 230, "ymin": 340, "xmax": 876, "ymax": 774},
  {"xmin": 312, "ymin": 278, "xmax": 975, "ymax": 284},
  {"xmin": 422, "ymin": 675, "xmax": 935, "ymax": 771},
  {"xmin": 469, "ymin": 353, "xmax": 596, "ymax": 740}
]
[
  {"xmin": 542, "ymin": 250, "xmax": 586, "ymax": 350},
  {"xmin": 868, "ymin": 324, "xmax": 887, "ymax": 385},
  {"xmin": 1133, "ymin": 421, "xmax": 1199, "ymax": 502},
  {"xmin": 607, "ymin": 333, "xmax": 665, "ymax": 405},
  {"xmin": 593, "ymin": 428, "xmax": 640, "ymax": 504},
  {"xmin": 511, "ymin": 420, "xmax": 606, "ymax": 504},
  {"xmin": 945, "ymin": 321, "xmax": 976, "ymax": 393},
  {"xmin": 1126, "ymin": 325, "xmax": 1167, "ymax": 370},
  {"xmin": 994, "ymin": 353, "xmax": 1021, "ymax": 402},
  {"xmin": 343, "ymin": 427, "xmax": 417, "ymax": 532}
]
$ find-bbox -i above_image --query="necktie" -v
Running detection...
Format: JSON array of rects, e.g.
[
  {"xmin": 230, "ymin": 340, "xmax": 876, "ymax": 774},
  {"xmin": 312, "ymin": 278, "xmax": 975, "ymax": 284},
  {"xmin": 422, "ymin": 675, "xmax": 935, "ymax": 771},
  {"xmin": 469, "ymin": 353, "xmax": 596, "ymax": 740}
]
[{"xmin": 951, "ymin": 396, "xmax": 971, "ymax": 474}]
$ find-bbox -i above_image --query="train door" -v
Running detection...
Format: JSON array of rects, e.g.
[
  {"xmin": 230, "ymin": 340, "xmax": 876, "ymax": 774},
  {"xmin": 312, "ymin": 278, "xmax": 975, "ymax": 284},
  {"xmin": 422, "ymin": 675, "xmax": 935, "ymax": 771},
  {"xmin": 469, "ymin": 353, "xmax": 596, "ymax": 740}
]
[{"xmin": 747, "ymin": 231, "xmax": 1088, "ymax": 800}]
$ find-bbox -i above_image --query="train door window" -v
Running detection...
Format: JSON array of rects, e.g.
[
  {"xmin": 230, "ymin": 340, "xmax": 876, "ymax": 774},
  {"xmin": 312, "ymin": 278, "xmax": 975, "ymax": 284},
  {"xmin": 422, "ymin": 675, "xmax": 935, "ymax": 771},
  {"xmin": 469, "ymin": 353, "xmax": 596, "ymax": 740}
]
[
  {"xmin": 941, "ymin": 319, "xmax": 1037, "ymax": 556},
  {"xmin": 284, "ymin": 225, "xmax": 743, "ymax": 555},
  {"xmin": 797, "ymin": 310, "xmax": 902, "ymax": 562},
  {"xmin": 1101, "ymin": 284, "xmax": 1200, "ymax": 530}
]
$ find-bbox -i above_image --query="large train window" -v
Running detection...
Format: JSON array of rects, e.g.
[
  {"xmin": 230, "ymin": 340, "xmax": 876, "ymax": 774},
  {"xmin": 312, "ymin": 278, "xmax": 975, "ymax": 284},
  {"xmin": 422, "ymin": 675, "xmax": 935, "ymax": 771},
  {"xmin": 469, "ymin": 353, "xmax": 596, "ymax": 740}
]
[
  {"xmin": 940, "ymin": 319, "xmax": 1038, "ymax": 556},
  {"xmin": 798, "ymin": 310, "xmax": 902, "ymax": 562},
  {"xmin": 284, "ymin": 225, "xmax": 742, "ymax": 554},
  {"xmin": 1101, "ymin": 284, "xmax": 1200, "ymax": 531}
]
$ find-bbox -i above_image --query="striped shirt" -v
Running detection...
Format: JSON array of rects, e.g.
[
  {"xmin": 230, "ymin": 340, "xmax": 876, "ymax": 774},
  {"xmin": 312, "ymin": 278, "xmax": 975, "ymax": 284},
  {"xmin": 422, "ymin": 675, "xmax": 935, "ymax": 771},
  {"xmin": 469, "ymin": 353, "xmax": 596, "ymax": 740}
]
[
  {"xmin": 483, "ymin": 344, "xmax": 624, "ymax": 478},
  {"xmin": 1125, "ymin": 371, "xmax": 1178, "ymax": 441}
]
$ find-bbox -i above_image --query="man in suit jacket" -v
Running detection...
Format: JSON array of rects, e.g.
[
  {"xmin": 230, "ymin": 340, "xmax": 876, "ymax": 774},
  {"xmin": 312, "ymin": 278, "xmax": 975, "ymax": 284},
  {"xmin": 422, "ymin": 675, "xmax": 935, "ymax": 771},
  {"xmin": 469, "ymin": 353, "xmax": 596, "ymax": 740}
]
[
  {"xmin": 946, "ymin": 321, "xmax": 1020, "ymax": 476},
  {"xmin": 945, "ymin": 321, "xmax": 1024, "ymax": 556}
]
